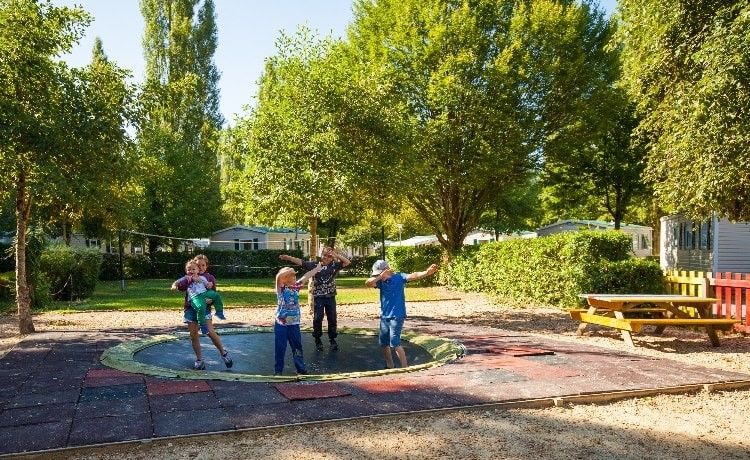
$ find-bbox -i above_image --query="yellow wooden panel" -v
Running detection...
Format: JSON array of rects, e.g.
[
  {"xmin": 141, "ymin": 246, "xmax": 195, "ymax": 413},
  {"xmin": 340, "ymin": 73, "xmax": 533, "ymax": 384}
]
[{"xmin": 578, "ymin": 313, "xmax": 642, "ymax": 332}]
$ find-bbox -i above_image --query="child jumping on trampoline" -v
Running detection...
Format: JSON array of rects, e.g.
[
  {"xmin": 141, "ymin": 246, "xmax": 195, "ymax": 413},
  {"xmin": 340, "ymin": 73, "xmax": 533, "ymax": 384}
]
[
  {"xmin": 366, "ymin": 259, "xmax": 439, "ymax": 369},
  {"xmin": 274, "ymin": 263, "xmax": 323, "ymax": 375},
  {"xmin": 171, "ymin": 259, "xmax": 233, "ymax": 370}
]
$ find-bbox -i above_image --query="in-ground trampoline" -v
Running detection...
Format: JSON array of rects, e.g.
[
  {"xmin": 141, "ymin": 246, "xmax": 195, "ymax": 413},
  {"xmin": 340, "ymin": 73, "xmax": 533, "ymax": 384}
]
[{"xmin": 101, "ymin": 326, "xmax": 464, "ymax": 382}]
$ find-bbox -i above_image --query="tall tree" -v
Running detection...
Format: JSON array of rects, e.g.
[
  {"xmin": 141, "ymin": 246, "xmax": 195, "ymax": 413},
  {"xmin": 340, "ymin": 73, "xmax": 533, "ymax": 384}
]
[
  {"xmin": 227, "ymin": 28, "xmax": 399, "ymax": 255},
  {"xmin": 618, "ymin": 0, "xmax": 750, "ymax": 220},
  {"xmin": 138, "ymin": 0, "xmax": 224, "ymax": 250},
  {"xmin": 0, "ymin": 0, "xmax": 135, "ymax": 333},
  {"xmin": 347, "ymin": 0, "xmax": 616, "ymax": 254},
  {"xmin": 37, "ymin": 37, "xmax": 140, "ymax": 243}
]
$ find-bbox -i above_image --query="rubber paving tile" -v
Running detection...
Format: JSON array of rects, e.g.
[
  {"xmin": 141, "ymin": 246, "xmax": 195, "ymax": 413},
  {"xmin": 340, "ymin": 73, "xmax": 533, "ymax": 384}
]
[
  {"xmin": 210, "ymin": 381, "xmax": 288, "ymax": 406},
  {"xmin": 293, "ymin": 395, "xmax": 379, "ymax": 421},
  {"xmin": 75, "ymin": 396, "xmax": 150, "ymax": 419},
  {"xmin": 69, "ymin": 413, "xmax": 153, "ymax": 446},
  {"xmin": 79, "ymin": 383, "xmax": 146, "ymax": 402},
  {"xmin": 147, "ymin": 379, "xmax": 211, "ymax": 396},
  {"xmin": 5, "ymin": 389, "xmax": 81, "ymax": 409},
  {"xmin": 274, "ymin": 381, "xmax": 352, "ymax": 400},
  {"xmin": 152, "ymin": 407, "xmax": 233, "ymax": 437},
  {"xmin": 0, "ymin": 420, "xmax": 71, "ymax": 453},
  {"xmin": 0, "ymin": 402, "xmax": 76, "ymax": 427},
  {"xmin": 149, "ymin": 391, "xmax": 223, "ymax": 413},
  {"xmin": 226, "ymin": 401, "xmax": 309, "ymax": 429},
  {"xmin": 84, "ymin": 375, "xmax": 145, "ymax": 387}
]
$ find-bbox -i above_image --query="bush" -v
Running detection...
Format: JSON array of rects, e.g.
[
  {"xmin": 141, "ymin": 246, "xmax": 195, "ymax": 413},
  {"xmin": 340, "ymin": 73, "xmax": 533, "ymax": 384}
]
[
  {"xmin": 0, "ymin": 271, "xmax": 12, "ymax": 302},
  {"xmin": 40, "ymin": 244, "xmax": 103, "ymax": 300},
  {"xmin": 444, "ymin": 231, "xmax": 663, "ymax": 307},
  {"xmin": 100, "ymin": 249, "xmax": 306, "ymax": 280},
  {"xmin": 345, "ymin": 255, "xmax": 380, "ymax": 276},
  {"xmin": 385, "ymin": 245, "xmax": 444, "ymax": 285}
]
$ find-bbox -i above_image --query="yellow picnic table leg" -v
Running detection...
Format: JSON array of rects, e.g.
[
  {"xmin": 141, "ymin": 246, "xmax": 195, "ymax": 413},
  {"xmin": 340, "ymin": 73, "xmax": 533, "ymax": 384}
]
[
  {"xmin": 576, "ymin": 305, "xmax": 597, "ymax": 336},
  {"xmin": 614, "ymin": 311, "xmax": 635, "ymax": 347},
  {"xmin": 666, "ymin": 302, "xmax": 722, "ymax": 347}
]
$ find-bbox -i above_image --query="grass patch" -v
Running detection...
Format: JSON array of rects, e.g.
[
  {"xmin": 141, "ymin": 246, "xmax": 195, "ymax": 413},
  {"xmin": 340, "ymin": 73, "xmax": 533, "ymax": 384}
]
[{"xmin": 42, "ymin": 277, "xmax": 456, "ymax": 313}]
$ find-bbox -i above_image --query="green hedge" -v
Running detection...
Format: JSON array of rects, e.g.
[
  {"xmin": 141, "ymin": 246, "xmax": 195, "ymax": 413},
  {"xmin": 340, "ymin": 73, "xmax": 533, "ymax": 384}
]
[
  {"xmin": 39, "ymin": 245, "xmax": 103, "ymax": 300},
  {"xmin": 345, "ymin": 255, "xmax": 380, "ymax": 276},
  {"xmin": 444, "ymin": 231, "xmax": 663, "ymax": 306},
  {"xmin": 385, "ymin": 245, "xmax": 444, "ymax": 285},
  {"xmin": 101, "ymin": 249, "xmax": 305, "ymax": 280}
]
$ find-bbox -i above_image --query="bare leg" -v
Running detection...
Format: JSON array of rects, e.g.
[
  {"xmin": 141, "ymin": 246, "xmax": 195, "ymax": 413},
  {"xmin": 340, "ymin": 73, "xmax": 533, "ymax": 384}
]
[
  {"xmin": 188, "ymin": 322, "xmax": 202, "ymax": 360},
  {"xmin": 394, "ymin": 345, "xmax": 407, "ymax": 368},
  {"xmin": 381, "ymin": 346, "xmax": 394, "ymax": 368},
  {"xmin": 206, "ymin": 319, "xmax": 226, "ymax": 354}
]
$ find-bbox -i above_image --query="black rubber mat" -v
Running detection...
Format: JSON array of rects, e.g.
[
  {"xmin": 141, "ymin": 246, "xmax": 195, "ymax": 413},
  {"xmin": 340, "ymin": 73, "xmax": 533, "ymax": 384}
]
[{"xmin": 133, "ymin": 332, "xmax": 435, "ymax": 375}]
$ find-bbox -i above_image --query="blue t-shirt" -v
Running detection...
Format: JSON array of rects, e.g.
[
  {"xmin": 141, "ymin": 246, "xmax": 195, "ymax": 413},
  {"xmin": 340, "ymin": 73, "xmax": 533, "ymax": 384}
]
[{"xmin": 376, "ymin": 272, "xmax": 408, "ymax": 318}]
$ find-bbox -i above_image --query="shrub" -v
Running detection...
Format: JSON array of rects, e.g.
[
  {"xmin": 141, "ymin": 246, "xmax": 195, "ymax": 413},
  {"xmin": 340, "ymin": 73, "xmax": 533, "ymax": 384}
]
[
  {"xmin": 345, "ymin": 255, "xmax": 380, "ymax": 276},
  {"xmin": 100, "ymin": 249, "xmax": 306, "ymax": 280},
  {"xmin": 444, "ymin": 231, "xmax": 663, "ymax": 307},
  {"xmin": 385, "ymin": 245, "xmax": 444, "ymax": 285},
  {"xmin": 40, "ymin": 244, "xmax": 103, "ymax": 300}
]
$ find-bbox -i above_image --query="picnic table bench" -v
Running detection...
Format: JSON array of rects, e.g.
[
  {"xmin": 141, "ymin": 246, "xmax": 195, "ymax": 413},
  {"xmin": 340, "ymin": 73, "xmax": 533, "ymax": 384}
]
[{"xmin": 570, "ymin": 294, "xmax": 739, "ymax": 347}]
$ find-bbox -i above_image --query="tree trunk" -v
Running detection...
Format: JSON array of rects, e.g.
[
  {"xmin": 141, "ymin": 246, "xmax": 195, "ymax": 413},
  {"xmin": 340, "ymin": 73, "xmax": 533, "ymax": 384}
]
[
  {"xmin": 15, "ymin": 170, "xmax": 35, "ymax": 334},
  {"xmin": 308, "ymin": 216, "xmax": 318, "ymax": 260}
]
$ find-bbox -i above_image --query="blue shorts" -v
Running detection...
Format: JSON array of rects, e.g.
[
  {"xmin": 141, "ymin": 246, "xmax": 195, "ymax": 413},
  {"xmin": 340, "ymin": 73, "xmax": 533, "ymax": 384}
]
[
  {"xmin": 183, "ymin": 307, "xmax": 213, "ymax": 324},
  {"xmin": 379, "ymin": 317, "xmax": 405, "ymax": 347}
]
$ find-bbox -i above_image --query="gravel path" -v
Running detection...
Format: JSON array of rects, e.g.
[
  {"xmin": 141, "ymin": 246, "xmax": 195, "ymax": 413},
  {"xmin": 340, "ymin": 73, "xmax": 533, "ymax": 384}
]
[{"xmin": 4, "ymin": 291, "xmax": 750, "ymax": 460}]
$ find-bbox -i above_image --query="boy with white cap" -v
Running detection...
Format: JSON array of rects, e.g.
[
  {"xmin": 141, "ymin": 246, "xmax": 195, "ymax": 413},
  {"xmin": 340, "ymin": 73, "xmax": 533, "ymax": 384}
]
[{"xmin": 366, "ymin": 259, "xmax": 438, "ymax": 368}]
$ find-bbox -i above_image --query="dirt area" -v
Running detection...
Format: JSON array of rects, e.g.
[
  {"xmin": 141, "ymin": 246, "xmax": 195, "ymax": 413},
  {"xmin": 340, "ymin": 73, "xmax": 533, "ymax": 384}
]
[{"xmin": 6, "ymin": 290, "xmax": 750, "ymax": 460}]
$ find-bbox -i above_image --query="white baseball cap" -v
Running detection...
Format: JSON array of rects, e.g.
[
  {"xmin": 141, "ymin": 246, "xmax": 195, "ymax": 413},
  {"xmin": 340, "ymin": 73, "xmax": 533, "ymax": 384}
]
[{"xmin": 371, "ymin": 259, "xmax": 390, "ymax": 276}]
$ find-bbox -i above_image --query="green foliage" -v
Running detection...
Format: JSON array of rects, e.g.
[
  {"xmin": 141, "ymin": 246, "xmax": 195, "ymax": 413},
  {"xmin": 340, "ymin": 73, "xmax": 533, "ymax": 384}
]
[
  {"xmin": 20, "ymin": 228, "xmax": 52, "ymax": 309},
  {"xmin": 39, "ymin": 244, "xmax": 103, "ymax": 300},
  {"xmin": 101, "ymin": 249, "xmax": 305, "ymax": 280},
  {"xmin": 347, "ymin": 0, "xmax": 619, "ymax": 253},
  {"xmin": 0, "ymin": 271, "xmax": 12, "ymax": 303},
  {"xmin": 0, "ymin": 242, "xmax": 12, "ymax": 272},
  {"xmin": 443, "ymin": 231, "xmax": 663, "ymax": 306},
  {"xmin": 137, "ymin": 0, "xmax": 225, "ymax": 245},
  {"xmin": 1, "ymin": 0, "xmax": 136, "ymax": 330},
  {"xmin": 345, "ymin": 255, "xmax": 380, "ymax": 277},
  {"xmin": 226, "ymin": 28, "xmax": 383, "ymax": 245},
  {"xmin": 618, "ymin": 0, "xmax": 750, "ymax": 220},
  {"xmin": 385, "ymin": 246, "xmax": 444, "ymax": 286}
]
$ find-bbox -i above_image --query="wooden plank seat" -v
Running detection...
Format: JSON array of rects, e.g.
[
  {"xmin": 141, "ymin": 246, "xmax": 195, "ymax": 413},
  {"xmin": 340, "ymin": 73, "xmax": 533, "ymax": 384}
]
[{"xmin": 576, "ymin": 313, "xmax": 738, "ymax": 333}]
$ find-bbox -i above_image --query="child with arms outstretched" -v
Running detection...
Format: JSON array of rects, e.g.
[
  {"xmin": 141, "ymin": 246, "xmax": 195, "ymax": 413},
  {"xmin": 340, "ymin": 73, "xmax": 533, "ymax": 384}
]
[
  {"xmin": 171, "ymin": 259, "xmax": 232, "ymax": 370},
  {"xmin": 274, "ymin": 263, "xmax": 322, "ymax": 375},
  {"xmin": 366, "ymin": 260, "xmax": 438, "ymax": 369}
]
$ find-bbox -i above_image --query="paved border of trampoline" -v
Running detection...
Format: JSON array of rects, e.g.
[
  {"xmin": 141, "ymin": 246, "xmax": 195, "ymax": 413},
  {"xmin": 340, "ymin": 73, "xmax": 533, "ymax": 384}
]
[
  {"xmin": 100, "ymin": 326, "xmax": 466, "ymax": 382},
  {"xmin": 7, "ymin": 379, "xmax": 750, "ymax": 460}
]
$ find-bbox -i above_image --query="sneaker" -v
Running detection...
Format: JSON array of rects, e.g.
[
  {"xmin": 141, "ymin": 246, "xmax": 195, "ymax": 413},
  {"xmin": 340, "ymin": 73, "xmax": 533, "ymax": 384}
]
[
  {"xmin": 330, "ymin": 340, "xmax": 339, "ymax": 351},
  {"xmin": 193, "ymin": 359, "xmax": 205, "ymax": 370},
  {"xmin": 315, "ymin": 338, "xmax": 324, "ymax": 351},
  {"xmin": 221, "ymin": 350, "xmax": 233, "ymax": 368},
  {"xmin": 296, "ymin": 369, "xmax": 308, "ymax": 375}
]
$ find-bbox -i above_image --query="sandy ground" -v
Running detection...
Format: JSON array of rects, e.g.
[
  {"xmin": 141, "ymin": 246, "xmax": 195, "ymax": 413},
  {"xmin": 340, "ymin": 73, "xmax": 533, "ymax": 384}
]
[{"xmin": 4, "ymin": 290, "xmax": 750, "ymax": 460}]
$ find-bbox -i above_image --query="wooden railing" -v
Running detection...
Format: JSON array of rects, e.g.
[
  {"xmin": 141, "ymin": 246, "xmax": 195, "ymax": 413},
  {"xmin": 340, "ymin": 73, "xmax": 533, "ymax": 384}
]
[{"xmin": 663, "ymin": 269, "xmax": 750, "ymax": 333}]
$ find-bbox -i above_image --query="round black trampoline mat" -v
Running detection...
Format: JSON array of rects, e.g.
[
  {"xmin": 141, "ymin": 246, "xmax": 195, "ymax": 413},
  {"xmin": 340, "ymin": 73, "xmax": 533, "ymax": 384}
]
[
  {"xmin": 100, "ymin": 327, "xmax": 464, "ymax": 382},
  {"xmin": 134, "ymin": 331, "xmax": 434, "ymax": 375}
]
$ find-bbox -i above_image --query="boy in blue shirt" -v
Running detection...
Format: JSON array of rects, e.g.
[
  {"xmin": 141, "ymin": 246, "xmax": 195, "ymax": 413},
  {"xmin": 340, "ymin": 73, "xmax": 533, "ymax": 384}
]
[{"xmin": 366, "ymin": 260, "xmax": 438, "ymax": 368}]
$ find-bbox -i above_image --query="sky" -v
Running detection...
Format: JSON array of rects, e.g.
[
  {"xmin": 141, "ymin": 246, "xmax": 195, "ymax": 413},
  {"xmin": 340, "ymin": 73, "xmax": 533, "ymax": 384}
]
[{"xmin": 54, "ymin": 0, "xmax": 618, "ymax": 126}]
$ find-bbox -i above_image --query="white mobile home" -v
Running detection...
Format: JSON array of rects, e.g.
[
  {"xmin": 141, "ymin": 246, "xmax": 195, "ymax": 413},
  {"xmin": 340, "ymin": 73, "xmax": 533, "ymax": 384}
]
[
  {"xmin": 209, "ymin": 225, "xmax": 311, "ymax": 255},
  {"xmin": 660, "ymin": 214, "xmax": 750, "ymax": 272},
  {"xmin": 536, "ymin": 219, "xmax": 653, "ymax": 257}
]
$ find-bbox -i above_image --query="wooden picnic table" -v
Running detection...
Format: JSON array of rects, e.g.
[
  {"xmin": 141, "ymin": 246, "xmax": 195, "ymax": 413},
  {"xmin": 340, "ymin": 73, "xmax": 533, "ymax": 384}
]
[{"xmin": 570, "ymin": 294, "xmax": 739, "ymax": 347}]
